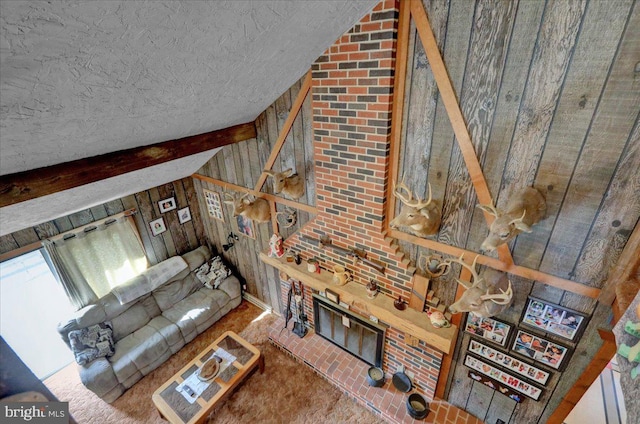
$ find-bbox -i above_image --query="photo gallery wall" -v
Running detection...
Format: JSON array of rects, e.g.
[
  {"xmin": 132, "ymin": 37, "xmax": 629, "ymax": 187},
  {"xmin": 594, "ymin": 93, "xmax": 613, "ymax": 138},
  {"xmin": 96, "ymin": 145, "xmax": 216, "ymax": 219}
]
[{"xmin": 462, "ymin": 298, "xmax": 587, "ymax": 401}]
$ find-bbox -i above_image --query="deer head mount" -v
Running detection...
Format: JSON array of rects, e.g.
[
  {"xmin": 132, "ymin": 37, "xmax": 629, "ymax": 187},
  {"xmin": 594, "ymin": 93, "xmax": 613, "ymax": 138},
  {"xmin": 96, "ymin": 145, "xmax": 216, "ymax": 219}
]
[
  {"xmin": 264, "ymin": 169, "xmax": 304, "ymax": 199},
  {"xmin": 477, "ymin": 187, "xmax": 546, "ymax": 252},
  {"xmin": 390, "ymin": 179, "xmax": 441, "ymax": 237},
  {"xmin": 444, "ymin": 254, "xmax": 513, "ymax": 318},
  {"xmin": 223, "ymin": 192, "xmax": 271, "ymax": 223}
]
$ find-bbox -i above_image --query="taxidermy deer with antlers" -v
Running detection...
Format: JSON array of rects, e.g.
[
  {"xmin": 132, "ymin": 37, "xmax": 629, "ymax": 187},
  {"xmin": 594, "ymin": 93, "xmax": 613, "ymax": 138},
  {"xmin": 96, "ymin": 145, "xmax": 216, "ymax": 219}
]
[
  {"xmin": 264, "ymin": 169, "xmax": 304, "ymax": 199},
  {"xmin": 477, "ymin": 187, "xmax": 546, "ymax": 252},
  {"xmin": 445, "ymin": 254, "xmax": 513, "ymax": 318},
  {"xmin": 223, "ymin": 192, "xmax": 271, "ymax": 223},
  {"xmin": 390, "ymin": 180, "xmax": 441, "ymax": 237}
]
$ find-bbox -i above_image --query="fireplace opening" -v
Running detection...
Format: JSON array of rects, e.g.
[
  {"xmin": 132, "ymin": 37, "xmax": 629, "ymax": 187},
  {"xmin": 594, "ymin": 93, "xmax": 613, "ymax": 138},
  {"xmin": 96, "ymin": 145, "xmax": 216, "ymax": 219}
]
[{"xmin": 312, "ymin": 294, "xmax": 386, "ymax": 367}]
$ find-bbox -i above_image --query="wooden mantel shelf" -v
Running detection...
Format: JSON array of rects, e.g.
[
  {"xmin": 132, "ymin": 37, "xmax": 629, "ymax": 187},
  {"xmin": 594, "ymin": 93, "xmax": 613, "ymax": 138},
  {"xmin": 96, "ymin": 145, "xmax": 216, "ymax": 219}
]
[{"xmin": 260, "ymin": 252, "xmax": 457, "ymax": 354}]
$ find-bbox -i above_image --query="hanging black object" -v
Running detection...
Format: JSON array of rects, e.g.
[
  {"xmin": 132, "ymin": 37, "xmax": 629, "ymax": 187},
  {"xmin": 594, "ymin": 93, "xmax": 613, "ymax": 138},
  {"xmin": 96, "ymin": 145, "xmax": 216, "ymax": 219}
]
[{"xmin": 292, "ymin": 281, "xmax": 307, "ymax": 338}]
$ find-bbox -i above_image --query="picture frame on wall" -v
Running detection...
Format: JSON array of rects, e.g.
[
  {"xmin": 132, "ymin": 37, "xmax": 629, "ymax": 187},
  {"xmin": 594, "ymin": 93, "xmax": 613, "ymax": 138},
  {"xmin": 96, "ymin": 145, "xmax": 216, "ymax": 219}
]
[
  {"xmin": 468, "ymin": 339, "xmax": 551, "ymax": 386},
  {"xmin": 464, "ymin": 354, "xmax": 544, "ymax": 401},
  {"xmin": 177, "ymin": 207, "xmax": 191, "ymax": 224},
  {"xmin": 158, "ymin": 197, "xmax": 177, "ymax": 213},
  {"xmin": 203, "ymin": 189, "xmax": 225, "ymax": 222},
  {"xmin": 235, "ymin": 214, "xmax": 255, "ymax": 239},
  {"xmin": 467, "ymin": 370, "xmax": 524, "ymax": 403},
  {"xmin": 464, "ymin": 314, "xmax": 513, "ymax": 347},
  {"xmin": 521, "ymin": 296, "xmax": 588, "ymax": 341},
  {"xmin": 511, "ymin": 329, "xmax": 571, "ymax": 370},
  {"xmin": 149, "ymin": 217, "xmax": 167, "ymax": 236}
]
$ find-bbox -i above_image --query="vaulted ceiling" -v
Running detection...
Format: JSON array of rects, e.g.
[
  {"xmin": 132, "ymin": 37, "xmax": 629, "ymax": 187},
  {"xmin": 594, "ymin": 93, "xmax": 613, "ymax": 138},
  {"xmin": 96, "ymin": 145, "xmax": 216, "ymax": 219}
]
[{"xmin": 0, "ymin": 0, "xmax": 378, "ymax": 235}]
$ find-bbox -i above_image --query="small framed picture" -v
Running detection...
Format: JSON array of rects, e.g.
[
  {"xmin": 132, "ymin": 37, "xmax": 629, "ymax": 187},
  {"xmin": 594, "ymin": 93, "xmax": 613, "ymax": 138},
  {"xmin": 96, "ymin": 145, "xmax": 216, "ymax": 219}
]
[
  {"xmin": 325, "ymin": 289, "xmax": 339, "ymax": 304},
  {"xmin": 521, "ymin": 296, "xmax": 588, "ymax": 341},
  {"xmin": 235, "ymin": 215, "xmax": 255, "ymax": 239},
  {"xmin": 177, "ymin": 207, "xmax": 191, "ymax": 224},
  {"xmin": 464, "ymin": 314, "xmax": 513, "ymax": 347},
  {"xmin": 149, "ymin": 217, "xmax": 167, "ymax": 236},
  {"xmin": 511, "ymin": 329, "xmax": 571, "ymax": 370},
  {"xmin": 464, "ymin": 354, "xmax": 543, "ymax": 401},
  {"xmin": 203, "ymin": 189, "xmax": 224, "ymax": 222},
  {"xmin": 159, "ymin": 197, "xmax": 177, "ymax": 213},
  {"xmin": 468, "ymin": 339, "xmax": 551, "ymax": 386}
]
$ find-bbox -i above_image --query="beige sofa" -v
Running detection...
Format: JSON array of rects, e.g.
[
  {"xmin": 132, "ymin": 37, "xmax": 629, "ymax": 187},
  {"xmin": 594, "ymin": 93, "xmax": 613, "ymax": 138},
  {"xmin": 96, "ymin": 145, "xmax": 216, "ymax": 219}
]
[{"xmin": 57, "ymin": 246, "xmax": 241, "ymax": 403}]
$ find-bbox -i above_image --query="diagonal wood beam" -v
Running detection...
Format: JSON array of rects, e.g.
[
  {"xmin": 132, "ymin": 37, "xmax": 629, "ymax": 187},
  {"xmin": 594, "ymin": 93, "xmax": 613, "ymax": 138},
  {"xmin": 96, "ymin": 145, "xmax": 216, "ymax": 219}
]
[
  {"xmin": 409, "ymin": 0, "xmax": 513, "ymax": 265},
  {"xmin": 0, "ymin": 122, "xmax": 257, "ymax": 208},
  {"xmin": 547, "ymin": 329, "xmax": 617, "ymax": 424},
  {"xmin": 386, "ymin": 0, "xmax": 412, "ymax": 231},
  {"xmin": 598, "ymin": 220, "xmax": 640, "ymax": 307},
  {"xmin": 254, "ymin": 70, "xmax": 312, "ymax": 193}
]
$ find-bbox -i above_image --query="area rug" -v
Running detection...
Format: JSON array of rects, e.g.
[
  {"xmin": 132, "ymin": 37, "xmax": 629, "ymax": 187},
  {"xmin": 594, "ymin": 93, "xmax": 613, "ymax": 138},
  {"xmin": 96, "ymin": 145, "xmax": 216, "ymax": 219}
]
[{"xmin": 45, "ymin": 301, "xmax": 386, "ymax": 423}]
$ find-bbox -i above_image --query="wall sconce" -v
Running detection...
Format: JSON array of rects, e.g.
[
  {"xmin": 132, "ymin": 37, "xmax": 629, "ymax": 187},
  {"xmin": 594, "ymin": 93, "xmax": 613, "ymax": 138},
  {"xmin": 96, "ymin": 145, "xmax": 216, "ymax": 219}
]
[{"xmin": 223, "ymin": 232, "xmax": 239, "ymax": 251}]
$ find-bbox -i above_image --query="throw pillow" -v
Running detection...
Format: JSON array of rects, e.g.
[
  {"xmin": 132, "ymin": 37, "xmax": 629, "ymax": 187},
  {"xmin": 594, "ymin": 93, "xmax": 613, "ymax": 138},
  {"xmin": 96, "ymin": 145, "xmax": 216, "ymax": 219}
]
[
  {"xmin": 207, "ymin": 256, "xmax": 231, "ymax": 289},
  {"xmin": 195, "ymin": 257, "xmax": 231, "ymax": 289},
  {"xmin": 195, "ymin": 262, "xmax": 211, "ymax": 284},
  {"xmin": 68, "ymin": 322, "xmax": 115, "ymax": 365}
]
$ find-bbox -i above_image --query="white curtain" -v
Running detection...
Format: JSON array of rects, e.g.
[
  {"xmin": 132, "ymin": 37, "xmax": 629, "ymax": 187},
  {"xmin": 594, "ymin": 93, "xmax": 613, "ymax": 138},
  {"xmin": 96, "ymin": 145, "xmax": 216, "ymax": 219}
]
[{"xmin": 43, "ymin": 216, "xmax": 148, "ymax": 309}]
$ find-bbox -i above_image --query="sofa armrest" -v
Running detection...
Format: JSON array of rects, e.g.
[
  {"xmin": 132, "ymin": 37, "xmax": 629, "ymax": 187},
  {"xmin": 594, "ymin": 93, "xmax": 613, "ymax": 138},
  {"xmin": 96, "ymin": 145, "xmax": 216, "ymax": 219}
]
[
  {"xmin": 79, "ymin": 357, "xmax": 123, "ymax": 402},
  {"xmin": 216, "ymin": 275, "xmax": 241, "ymax": 301}
]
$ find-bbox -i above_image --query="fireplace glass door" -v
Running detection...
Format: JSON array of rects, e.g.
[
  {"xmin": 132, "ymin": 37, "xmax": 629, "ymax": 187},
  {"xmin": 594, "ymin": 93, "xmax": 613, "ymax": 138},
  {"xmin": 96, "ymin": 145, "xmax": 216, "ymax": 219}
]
[{"xmin": 313, "ymin": 294, "xmax": 386, "ymax": 367}]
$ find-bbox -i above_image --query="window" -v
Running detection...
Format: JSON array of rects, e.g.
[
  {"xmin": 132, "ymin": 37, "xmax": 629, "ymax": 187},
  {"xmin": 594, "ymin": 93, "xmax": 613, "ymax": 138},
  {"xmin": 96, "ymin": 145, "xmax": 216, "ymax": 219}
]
[
  {"xmin": 0, "ymin": 249, "xmax": 76, "ymax": 379},
  {"xmin": 44, "ymin": 214, "xmax": 148, "ymax": 308}
]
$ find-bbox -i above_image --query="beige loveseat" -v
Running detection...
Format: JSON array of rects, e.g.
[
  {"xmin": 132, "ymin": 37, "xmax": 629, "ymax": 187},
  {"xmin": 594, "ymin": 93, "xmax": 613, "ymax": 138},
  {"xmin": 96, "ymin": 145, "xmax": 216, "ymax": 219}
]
[{"xmin": 57, "ymin": 246, "xmax": 241, "ymax": 403}]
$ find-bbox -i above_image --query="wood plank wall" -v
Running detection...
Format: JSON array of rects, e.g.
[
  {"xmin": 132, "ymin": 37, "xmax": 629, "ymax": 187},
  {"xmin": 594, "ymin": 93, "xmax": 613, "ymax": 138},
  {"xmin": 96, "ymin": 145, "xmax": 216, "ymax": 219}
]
[
  {"xmin": 395, "ymin": 1, "xmax": 639, "ymax": 423},
  {"xmin": 0, "ymin": 177, "xmax": 207, "ymax": 266},
  {"xmin": 193, "ymin": 74, "xmax": 315, "ymax": 313}
]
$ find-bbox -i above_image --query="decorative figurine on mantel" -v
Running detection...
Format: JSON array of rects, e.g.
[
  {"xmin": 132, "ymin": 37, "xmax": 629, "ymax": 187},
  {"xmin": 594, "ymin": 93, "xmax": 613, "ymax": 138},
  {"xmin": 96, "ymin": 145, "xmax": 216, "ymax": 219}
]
[
  {"xmin": 366, "ymin": 279, "xmax": 378, "ymax": 299},
  {"xmin": 427, "ymin": 309, "xmax": 451, "ymax": 329},
  {"xmin": 269, "ymin": 234, "xmax": 285, "ymax": 258},
  {"xmin": 394, "ymin": 296, "xmax": 407, "ymax": 311}
]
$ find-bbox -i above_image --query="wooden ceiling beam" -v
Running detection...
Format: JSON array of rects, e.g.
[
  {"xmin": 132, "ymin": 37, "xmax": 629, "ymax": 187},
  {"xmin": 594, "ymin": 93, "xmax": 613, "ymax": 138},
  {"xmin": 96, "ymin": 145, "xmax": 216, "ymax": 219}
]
[{"xmin": 0, "ymin": 122, "xmax": 256, "ymax": 208}]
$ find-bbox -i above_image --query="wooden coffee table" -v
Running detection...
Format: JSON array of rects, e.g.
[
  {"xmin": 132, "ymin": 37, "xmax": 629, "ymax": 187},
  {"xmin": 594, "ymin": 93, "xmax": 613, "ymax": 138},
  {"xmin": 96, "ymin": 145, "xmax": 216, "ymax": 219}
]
[{"xmin": 152, "ymin": 331, "xmax": 263, "ymax": 424}]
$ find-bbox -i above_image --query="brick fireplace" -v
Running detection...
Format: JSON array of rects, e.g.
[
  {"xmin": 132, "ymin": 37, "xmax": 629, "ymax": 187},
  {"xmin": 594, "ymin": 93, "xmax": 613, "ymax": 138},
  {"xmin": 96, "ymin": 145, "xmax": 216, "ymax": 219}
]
[{"xmin": 265, "ymin": 0, "xmax": 447, "ymax": 402}]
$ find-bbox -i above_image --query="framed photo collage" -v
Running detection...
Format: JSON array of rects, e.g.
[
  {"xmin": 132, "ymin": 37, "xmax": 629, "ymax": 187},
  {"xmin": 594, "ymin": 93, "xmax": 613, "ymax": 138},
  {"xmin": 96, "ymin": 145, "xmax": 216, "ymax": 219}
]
[{"xmin": 463, "ymin": 296, "xmax": 589, "ymax": 402}]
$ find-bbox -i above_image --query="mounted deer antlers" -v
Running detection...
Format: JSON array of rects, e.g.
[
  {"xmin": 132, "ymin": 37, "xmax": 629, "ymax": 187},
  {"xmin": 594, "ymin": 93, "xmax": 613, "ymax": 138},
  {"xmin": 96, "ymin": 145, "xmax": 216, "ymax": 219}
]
[
  {"xmin": 390, "ymin": 179, "xmax": 441, "ymax": 237},
  {"xmin": 275, "ymin": 207, "xmax": 297, "ymax": 228},
  {"xmin": 223, "ymin": 192, "xmax": 271, "ymax": 223},
  {"xmin": 444, "ymin": 254, "xmax": 513, "ymax": 317},
  {"xmin": 264, "ymin": 169, "xmax": 304, "ymax": 199},
  {"xmin": 477, "ymin": 187, "xmax": 546, "ymax": 252}
]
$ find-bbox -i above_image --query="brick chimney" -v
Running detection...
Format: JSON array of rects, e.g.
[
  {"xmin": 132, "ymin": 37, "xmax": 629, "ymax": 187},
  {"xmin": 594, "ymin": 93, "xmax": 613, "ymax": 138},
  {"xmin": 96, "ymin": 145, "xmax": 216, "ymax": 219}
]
[{"xmin": 283, "ymin": 0, "xmax": 443, "ymax": 399}]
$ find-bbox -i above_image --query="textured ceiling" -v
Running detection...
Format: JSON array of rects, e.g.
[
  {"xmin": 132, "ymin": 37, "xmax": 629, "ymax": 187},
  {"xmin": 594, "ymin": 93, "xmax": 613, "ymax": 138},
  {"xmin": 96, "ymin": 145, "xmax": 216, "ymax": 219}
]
[{"xmin": 0, "ymin": 0, "xmax": 378, "ymax": 235}]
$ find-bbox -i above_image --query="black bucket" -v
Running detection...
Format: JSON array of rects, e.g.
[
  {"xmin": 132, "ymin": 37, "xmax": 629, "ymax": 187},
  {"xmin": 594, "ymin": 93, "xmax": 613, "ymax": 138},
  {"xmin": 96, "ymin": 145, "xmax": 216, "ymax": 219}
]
[
  {"xmin": 406, "ymin": 393, "xmax": 429, "ymax": 420},
  {"xmin": 366, "ymin": 366, "xmax": 385, "ymax": 387}
]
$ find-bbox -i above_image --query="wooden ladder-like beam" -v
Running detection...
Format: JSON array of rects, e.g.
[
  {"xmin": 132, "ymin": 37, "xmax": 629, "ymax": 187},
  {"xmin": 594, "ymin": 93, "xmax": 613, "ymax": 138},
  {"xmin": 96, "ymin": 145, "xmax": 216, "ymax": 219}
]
[
  {"xmin": 253, "ymin": 71, "xmax": 312, "ymax": 193},
  {"xmin": 410, "ymin": 0, "xmax": 513, "ymax": 265}
]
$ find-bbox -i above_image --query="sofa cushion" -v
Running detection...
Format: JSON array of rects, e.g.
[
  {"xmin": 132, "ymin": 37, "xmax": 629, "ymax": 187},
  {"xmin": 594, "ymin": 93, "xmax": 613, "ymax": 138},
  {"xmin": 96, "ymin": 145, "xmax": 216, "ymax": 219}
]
[
  {"xmin": 111, "ymin": 303, "xmax": 153, "ymax": 342},
  {"xmin": 110, "ymin": 324, "xmax": 171, "ymax": 385},
  {"xmin": 162, "ymin": 290, "xmax": 221, "ymax": 339},
  {"xmin": 112, "ymin": 257, "xmax": 188, "ymax": 305},
  {"xmin": 152, "ymin": 273, "xmax": 202, "ymax": 311},
  {"xmin": 181, "ymin": 245, "xmax": 211, "ymax": 272},
  {"xmin": 68, "ymin": 322, "xmax": 115, "ymax": 365},
  {"xmin": 146, "ymin": 316, "xmax": 185, "ymax": 354}
]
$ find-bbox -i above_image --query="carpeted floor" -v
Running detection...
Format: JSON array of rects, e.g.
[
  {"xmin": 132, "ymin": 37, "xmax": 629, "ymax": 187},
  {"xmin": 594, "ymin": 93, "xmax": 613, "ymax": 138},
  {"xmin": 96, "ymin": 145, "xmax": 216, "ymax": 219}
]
[{"xmin": 45, "ymin": 301, "xmax": 386, "ymax": 423}]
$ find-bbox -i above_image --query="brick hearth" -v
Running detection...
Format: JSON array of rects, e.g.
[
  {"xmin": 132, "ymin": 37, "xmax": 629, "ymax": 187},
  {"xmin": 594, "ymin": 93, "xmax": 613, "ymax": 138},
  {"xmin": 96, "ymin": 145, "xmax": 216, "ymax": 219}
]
[{"xmin": 268, "ymin": 317, "xmax": 481, "ymax": 424}]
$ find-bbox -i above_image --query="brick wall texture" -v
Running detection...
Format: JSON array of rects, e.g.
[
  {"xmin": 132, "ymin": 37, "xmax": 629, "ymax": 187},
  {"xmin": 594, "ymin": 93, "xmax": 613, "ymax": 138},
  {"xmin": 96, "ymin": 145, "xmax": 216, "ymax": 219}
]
[{"xmin": 282, "ymin": 0, "xmax": 443, "ymax": 400}]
